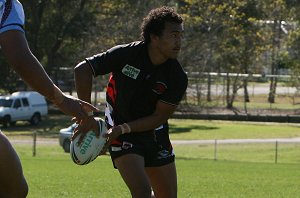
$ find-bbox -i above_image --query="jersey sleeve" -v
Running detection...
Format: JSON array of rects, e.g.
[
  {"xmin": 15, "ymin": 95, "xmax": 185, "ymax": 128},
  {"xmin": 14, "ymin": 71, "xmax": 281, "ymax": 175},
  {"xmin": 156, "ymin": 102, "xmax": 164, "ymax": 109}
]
[
  {"xmin": 160, "ymin": 65, "xmax": 188, "ymax": 106},
  {"xmin": 85, "ymin": 44, "xmax": 130, "ymax": 77},
  {"xmin": 0, "ymin": 0, "xmax": 25, "ymax": 34}
]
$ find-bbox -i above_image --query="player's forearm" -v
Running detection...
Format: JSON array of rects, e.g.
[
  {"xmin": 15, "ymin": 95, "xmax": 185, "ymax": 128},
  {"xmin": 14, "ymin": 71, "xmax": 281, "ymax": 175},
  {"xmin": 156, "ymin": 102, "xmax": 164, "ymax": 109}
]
[
  {"xmin": 110, "ymin": 110, "xmax": 172, "ymax": 138},
  {"xmin": 0, "ymin": 31, "xmax": 63, "ymax": 104},
  {"xmin": 126, "ymin": 106, "xmax": 174, "ymax": 134},
  {"xmin": 12, "ymin": 53, "xmax": 56, "ymax": 97},
  {"xmin": 123, "ymin": 102, "xmax": 176, "ymax": 133},
  {"xmin": 74, "ymin": 61, "xmax": 93, "ymax": 103},
  {"xmin": 127, "ymin": 114, "xmax": 169, "ymax": 132}
]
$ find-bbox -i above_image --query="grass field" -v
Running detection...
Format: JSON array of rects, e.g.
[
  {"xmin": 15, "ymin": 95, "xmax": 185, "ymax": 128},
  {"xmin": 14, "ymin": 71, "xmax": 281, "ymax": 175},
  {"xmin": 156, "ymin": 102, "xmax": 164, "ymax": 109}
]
[
  {"xmin": 168, "ymin": 119, "xmax": 300, "ymax": 140},
  {"xmin": 14, "ymin": 144, "xmax": 300, "ymax": 198},
  {"xmin": 3, "ymin": 115, "xmax": 300, "ymax": 197},
  {"xmin": 4, "ymin": 115, "xmax": 300, "ymax": 139}
]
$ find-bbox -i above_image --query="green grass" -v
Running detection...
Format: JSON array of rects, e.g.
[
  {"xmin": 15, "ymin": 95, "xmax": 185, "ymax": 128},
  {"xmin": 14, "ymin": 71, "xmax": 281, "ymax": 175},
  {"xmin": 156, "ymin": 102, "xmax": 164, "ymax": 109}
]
[
  {"xmin": 5, "ymin": 116, "xmax": 300, "ymax": 197},
  {"xmin": 174, "ymin": 143, "xmax": 300, "ymax": 164},
  {"xmin": 177, "ymin": 159, "xmax": 300, "ymax": 198},
  {"xmin": 168, "ymin": 119, "xmax": 300, "ymax": 140},
  {"xmin": 13, "ymin": 144, "xmax": 300, "ymax": 198},
  {"xmin": 16, "ymin": 145, "xmax": 128, "ymax": 198},
  {"xmin": 3, "ymin": 115, "xmax": 300, "ymax": 140}
]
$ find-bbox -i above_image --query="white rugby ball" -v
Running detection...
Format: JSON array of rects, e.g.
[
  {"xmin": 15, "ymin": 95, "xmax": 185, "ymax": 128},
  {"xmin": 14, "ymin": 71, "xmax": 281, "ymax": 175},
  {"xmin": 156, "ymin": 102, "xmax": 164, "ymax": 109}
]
[{"xmin": 70, "ymin": 118, "xmax": 107, "ymax": 165}]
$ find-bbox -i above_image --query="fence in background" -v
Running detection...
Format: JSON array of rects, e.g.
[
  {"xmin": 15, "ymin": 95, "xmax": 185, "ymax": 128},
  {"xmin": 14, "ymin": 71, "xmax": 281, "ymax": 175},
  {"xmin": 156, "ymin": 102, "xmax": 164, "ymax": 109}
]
[
  {"xmin": 5, "ymin": 132, "xmax": 300, "ymax": 164},
  {"xmin": 172, "ymin": 138, "xmax": 300, "ymax": 164}
]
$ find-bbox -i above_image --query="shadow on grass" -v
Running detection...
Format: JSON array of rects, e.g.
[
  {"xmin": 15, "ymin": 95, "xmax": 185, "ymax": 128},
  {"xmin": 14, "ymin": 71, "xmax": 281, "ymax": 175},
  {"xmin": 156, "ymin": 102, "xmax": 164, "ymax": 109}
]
[
  {"xmin": 3, "ymin": 115, "xmax": 220, "ymax": 136},
  {"xmin": 1, "ymin": 114, "xmax": 72, "ymax": 137},
  {"xmin": 169, "ymin": 123, "xmax": 219, "ymax": 134}
]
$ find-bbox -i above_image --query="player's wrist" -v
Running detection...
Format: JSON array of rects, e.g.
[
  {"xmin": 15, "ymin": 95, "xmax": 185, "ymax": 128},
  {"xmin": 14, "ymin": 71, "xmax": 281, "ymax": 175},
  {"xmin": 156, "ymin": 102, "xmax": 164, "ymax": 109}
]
[
  {"xmin": 120, "ymin": 123, "xmax": 131, "ymax": 134},
  {"xmin": 49, "ymin": 85, "xmax": 65, "ymax": 105}
]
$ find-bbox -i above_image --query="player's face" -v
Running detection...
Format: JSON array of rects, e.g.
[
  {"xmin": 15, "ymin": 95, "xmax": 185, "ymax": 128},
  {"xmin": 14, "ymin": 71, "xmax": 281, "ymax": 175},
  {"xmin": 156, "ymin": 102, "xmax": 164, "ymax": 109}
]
[{"xmin": 156, "ymin": 22, "xmax": 184, "ymax": 59}]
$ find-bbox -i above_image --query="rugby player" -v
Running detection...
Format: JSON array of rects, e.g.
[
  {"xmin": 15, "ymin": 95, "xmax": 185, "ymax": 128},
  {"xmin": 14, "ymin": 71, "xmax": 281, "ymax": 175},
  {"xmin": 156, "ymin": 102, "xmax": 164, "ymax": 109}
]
[
  {"xmin": 0, "ymin": 0, "xmax": 97, "ymax": 197},
  {"xmin": 74, "ymin": 6, "xmax": 187, "ymax": 198}
]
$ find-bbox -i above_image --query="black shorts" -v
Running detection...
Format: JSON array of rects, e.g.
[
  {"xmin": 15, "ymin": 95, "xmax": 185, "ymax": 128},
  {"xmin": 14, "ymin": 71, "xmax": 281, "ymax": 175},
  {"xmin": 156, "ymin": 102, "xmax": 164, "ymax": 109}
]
[{"xmin": 108, "ymin": 124, "xmax": 174, "ymax": 168}]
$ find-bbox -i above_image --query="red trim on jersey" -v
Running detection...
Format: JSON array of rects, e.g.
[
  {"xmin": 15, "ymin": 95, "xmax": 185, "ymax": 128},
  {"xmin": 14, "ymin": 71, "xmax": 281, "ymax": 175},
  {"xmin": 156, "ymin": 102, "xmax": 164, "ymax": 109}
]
[
  {"xmin": 111, "ymin": 139, "xmax": 121, "ymax": 145},
  {"xmin": 106, "ymin": 74, "xmax": 117, "ymax": 105}
]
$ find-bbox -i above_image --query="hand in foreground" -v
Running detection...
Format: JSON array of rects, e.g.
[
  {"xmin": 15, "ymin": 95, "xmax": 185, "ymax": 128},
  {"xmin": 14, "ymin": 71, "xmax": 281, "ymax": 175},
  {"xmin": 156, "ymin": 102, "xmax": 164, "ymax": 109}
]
[
  {"xmin": 71, "ymin": 115, "xmax": 99, "ymax": 143},
  {"xmin": 56, "ymin": 94, "xmax": 100, "ymax": 141},
  {"xmin": 95, "ymin": 126, "xmax": 122, "ymax": 155},
  {"xmin": 56, "ymin": 94, "xmax": 99, "ymax": 120},
  {"xmin": 103, "ymin": 126, "xmax": 122, "ymax": 143}
]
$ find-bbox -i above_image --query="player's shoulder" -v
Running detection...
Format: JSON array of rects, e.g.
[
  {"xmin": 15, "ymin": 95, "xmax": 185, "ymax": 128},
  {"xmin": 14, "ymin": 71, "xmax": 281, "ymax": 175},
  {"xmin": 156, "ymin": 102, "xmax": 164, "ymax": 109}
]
[
  {"xmin": 110, "ymin": 41, "xmax": 145, "ymax": 52},
  {"xmin": 168, "ymin": 59, "xmax": 187, "ymax": 77},
  {"xmin": 108, "ymin": 41, "xmax": 145, "ymax": 59},
  {"xmin": 166, "ymin": 59, "xmax": 188, "ymax": 87}
]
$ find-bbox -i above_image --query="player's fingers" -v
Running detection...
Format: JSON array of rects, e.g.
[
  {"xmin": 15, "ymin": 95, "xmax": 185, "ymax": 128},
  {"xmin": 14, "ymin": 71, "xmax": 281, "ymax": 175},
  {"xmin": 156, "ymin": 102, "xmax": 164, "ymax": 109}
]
[
  {"xmin": 71, "ymin": 128, "xmax": 80, "ymax": 141},
  {"xmin": 78, "ymin": 118, "xmax": 97, "ymax": 135},
  {"xmin": 78, "ymin": 134, "xmax": 85, "ymax": 144},
  {"xmin": 71, "ymin": 131, "xmax": 79, "ymax": 141},
  {"xmin": 102, "ymin": 128, "xmax": 111, "ymax": 138},
  {"xmin": 72, "ymin": 124, "xmax": 84, "ymax": 141},
  {"xmin": 80, "ymin": 100, "xmax": 99, "ymax": 112},
  {"xmin": 73, "ymin": 129, "xmax": 86, "ymax": 144},
  {"xmin": 71, "ymin": 117, "xmax": 81, "ymax": 124}
]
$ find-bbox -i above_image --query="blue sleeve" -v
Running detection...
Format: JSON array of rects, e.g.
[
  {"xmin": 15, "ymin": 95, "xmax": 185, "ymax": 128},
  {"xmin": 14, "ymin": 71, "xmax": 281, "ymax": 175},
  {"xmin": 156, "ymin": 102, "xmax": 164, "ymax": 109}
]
[{"xmin": 0, "ymin": 0, "xmax": 25, "ymax": 34}]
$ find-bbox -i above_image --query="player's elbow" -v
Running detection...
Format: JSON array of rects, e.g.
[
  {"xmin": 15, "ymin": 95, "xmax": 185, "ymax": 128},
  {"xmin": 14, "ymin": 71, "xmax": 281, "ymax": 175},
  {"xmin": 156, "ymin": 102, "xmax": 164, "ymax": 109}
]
[
  {"xmin": 152, "ymin": 113, "xmax": 172, "ymax": 128},
  {"xmin": 74, "ymin": 61, "xmax": 92, "ymax": 76},
  {"xmin": 74, "ymin": 61, "xmax": 93, "ymax": 75}
]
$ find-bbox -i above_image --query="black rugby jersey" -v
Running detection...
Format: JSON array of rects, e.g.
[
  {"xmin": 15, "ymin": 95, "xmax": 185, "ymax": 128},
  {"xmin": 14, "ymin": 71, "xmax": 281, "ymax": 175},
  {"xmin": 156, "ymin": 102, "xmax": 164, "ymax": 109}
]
[{"xmin": 86, "ymin": 41, "xmax": 188, "ymax": 126}]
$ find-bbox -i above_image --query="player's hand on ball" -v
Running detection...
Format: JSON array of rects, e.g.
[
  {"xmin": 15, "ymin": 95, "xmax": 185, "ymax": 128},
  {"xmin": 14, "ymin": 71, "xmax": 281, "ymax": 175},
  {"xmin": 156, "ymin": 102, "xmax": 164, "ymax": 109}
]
[
  {"xmin": 97, "ymin": 126, "xmax": 122, "ymax": 156},
  {"xmin": 70, "ymin": 118, "xmax": 108, "ymax": 165},
  {"xmin": 103, "ymin": 126, "xmax": 122, "ymax": 142},
  {"xmin": 72, "ymin": 116, "xmax": 99, "ymax": 143},
  {"xmin": 56, "ymin": 94, "xmax": 99, "ymax": 120}
]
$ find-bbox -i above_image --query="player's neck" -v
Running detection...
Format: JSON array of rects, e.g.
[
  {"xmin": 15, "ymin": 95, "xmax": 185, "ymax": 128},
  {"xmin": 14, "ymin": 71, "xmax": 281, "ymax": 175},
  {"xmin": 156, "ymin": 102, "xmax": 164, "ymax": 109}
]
[{"xmin": 147, "ymin": 43, "xmax": 168, "ymax": 66}]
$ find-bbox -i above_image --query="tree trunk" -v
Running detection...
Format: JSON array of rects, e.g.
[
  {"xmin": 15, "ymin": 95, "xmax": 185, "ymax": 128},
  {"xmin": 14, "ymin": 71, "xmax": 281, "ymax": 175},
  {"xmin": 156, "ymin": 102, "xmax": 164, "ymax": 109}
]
[
  {"xmin": 207, "ymin": 73, "xmax": 212, "ymax": 102},
  {"xmin": 226, "ymin": 73, "xmax": 231, "ymax": 108},
  {"xmin": 268, "ymin": 19, "xmax": 282, "ymax": 103},
  {"xmin": 243, "ymin": 79, "xmax": 250, "ymax": 103}
]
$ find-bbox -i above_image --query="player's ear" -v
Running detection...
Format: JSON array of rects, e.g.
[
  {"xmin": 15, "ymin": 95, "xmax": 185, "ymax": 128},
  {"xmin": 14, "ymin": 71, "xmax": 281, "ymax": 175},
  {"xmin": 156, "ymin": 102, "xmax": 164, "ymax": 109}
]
[{"xmin": 150, "ymin": 33, "xmax": 159, "ymax": 45}]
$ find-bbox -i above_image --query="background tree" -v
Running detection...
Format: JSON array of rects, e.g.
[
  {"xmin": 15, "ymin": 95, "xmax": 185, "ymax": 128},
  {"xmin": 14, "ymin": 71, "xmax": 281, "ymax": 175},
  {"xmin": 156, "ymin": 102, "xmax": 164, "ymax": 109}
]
[
  {"xmin": 285, "ymin": 0, "xmax": 300, "ymax": 93},
  {"xmin": 22, "ymin": 0, "xmax": 100, "ymax": 84},
  {"xmin": 260, "ymin": 0, "xmax": 291, "ymax": 103},
  {"xmin": 0, "ymin": 0, "xmax": 299, "ymax": 115}
]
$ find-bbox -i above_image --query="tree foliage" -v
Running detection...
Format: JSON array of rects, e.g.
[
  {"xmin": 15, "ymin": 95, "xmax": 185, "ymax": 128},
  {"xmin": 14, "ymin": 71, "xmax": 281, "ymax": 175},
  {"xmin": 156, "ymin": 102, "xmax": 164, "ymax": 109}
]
[{"xmin": 0, "ymin": 0, "xmax": 299, "ymax": 111}]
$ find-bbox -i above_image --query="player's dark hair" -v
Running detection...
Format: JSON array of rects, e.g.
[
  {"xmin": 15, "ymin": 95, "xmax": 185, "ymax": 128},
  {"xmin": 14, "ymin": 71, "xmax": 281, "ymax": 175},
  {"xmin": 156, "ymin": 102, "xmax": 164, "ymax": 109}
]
[{"xmin": 140, "ymin": 6, "xmax": 183, "ymax": 44}]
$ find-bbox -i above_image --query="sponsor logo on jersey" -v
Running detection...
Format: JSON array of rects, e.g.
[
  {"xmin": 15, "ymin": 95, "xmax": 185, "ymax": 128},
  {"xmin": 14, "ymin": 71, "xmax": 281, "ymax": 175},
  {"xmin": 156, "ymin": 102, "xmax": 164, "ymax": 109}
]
[
  {"xmin": 122, "ymin": 141, "xmax": 133, "ymax": 150},
  {"xmin": 122, "ymin": 64, "xmax": 140, "ymax": 79},
  {"xmin": 152, "ymin": 82, "xmax": 167, "ymax": 95}
]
